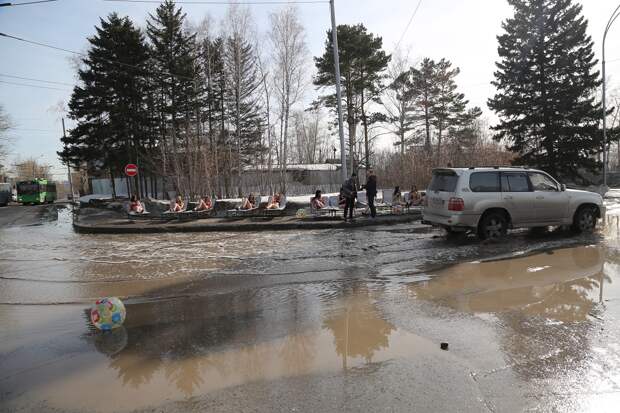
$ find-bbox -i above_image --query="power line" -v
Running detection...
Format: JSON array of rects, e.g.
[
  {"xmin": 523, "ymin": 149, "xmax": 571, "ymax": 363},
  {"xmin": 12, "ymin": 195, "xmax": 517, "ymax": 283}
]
[
  {"xmin": 0, "ymin": 73, "xmax": 74, "ymax": 87},
  {"xmin": 10, "ymin": 128, "xmax": 59, "ymax": 132},
  {"xmin": 0, "ymin": 0, "xmax": 59, "ymax": 7},
  {"xmin": 0, "ymin": 31, "xmax": 195, "ymax": 82},
  {"xmin": 0, "ymin": 79, "xmax": 71, "ymax": 92},
  {"xmin": 394, "ymin": 0, "xmax": 423, "ymax": 51},
  {"xmin": 103, "ymin": 0, "xmax": 327, "ymax": 4}
]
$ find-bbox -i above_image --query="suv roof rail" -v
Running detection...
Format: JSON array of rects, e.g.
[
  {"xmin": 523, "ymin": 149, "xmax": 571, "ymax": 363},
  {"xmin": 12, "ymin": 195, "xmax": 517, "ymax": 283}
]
[{"xmin": 467, "ymin": 165, "xmax": 531, "ymax": 170}]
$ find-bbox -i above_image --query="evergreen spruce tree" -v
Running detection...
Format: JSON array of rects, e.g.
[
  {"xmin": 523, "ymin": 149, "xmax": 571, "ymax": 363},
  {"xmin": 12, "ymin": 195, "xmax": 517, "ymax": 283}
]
[
  {"xmin": 201, "ymin": 36, "xmax": 227, "ymax": 196},
  {"xmin": 59, "ymin": 13, "xmax": 151, "ymax": 195},
  {"xmin": 488, "ymin": 0, "xmax": 602, "ymax": 181},
  {"xmin": 147, "ymin": 0, "xmax": 198, "ymax": 154},
  {"xmin": 224, "ymin": 33, "xmax": 264, "ymax": 191}
]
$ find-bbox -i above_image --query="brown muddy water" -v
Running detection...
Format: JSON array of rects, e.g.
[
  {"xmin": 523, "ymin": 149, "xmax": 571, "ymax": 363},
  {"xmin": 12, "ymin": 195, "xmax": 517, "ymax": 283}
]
[{"xmin": 3, "ymin": 208, "xmax": 620, "ymax": 411}]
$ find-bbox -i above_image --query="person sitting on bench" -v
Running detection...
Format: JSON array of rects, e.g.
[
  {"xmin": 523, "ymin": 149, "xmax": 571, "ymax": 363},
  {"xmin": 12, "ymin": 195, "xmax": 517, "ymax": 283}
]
[
  {"xmin": 129, "ymin": 195, "xmax": 145, "ymax": 214},
  {"xmin": 408, "ymin": 185, "xmax": 422, "ymax": 206},
  {"xmin": 267, "ymin": 193, "xmax": 282, "ymax": 209},
  {"xmin": 170, "ymin": 196, "xmax": 184, "ymax": 212},
  {"xmin": 240, "ymin": 193, "xmax": 256, "ymax": 210},
  {"xmin": 195, "ymin": 195, "xmax": 213, "ymax": 211},
  {"xmin": 311, "ymin": 190, "xmax": 326, "ymax": 209},
  {"xmin": 393, "ymin": 186, "xmax": 403, "ymax": 206}
]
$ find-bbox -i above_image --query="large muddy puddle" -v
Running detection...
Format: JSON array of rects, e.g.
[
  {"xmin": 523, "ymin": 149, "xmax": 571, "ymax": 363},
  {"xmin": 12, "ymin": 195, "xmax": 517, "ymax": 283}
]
[
  {"xmin": 411, "ymin": 245, "xmax": 607, "ymax": 322},
  {"xmin": 3, "ymin": 208, "xmax": 620, "ymax": 411},
  {"xmin": 1, "ymin": 287, "xmax": 459, "ymax": 412}
]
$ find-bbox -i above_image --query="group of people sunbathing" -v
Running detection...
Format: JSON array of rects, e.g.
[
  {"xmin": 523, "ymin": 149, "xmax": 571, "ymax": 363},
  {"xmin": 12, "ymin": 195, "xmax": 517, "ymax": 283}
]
[
  {"xmin": 168, "ymin": 195, "xmax": 213, "ymax": 213},
  {"xmin": 129, "ymin": 192, "xmax": 283, "ymax": 215},
  {"xmin": 238, "ymin": 192, "xmax": 283, "ymax": 210},
  {"xmin": 310, "ymin": 185, "xmax": 424, "ymax": 211},
  {"xmin": 393, "ymin": 185, "xmax": 424, "ymax": 207},
  {"xmin": 130, "ymin": 186, "xmax": 420, "ymax": 217}
]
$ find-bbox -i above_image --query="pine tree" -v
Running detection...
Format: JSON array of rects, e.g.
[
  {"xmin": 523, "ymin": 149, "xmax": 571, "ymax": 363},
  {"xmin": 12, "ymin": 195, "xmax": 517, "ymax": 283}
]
[
  {"xmin": 488, "ymin": 0, "xmax": 602, "ymax": 182},
  {"xmin": 314, "ymin": 24, "xmax": 390, "ymax": 171},
  {"xmin": 431, "ymin": 59, "xmax": 479, "ymax": 160},
  {"xmin": 409, "ymin": 58, "xmax": 438, "ymax": 153},
  {"xmin": 59, "ymin": 13, "xmax": 151, "ymax": 195}
]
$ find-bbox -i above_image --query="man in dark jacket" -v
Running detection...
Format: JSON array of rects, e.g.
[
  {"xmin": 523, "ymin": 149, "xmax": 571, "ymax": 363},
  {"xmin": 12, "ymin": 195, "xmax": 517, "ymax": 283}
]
[
  {"xmin": 341, "ymin": 172, "xmax": 357, "ymax": 221},
  {"xmin": 364, "ymin": 169, "xmax": 377, "ymax": 218}
]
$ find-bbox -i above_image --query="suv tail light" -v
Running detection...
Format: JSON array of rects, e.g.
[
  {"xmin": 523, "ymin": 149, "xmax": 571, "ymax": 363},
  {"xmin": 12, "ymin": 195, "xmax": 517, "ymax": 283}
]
[{"xmin": 448, "ymin": 197, "xmax": 464, "ymax": 211}]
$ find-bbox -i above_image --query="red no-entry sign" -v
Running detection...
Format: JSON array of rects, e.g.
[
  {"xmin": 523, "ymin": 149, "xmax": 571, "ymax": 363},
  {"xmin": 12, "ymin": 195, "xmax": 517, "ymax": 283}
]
[{"xmin": 124, "ymin": 163, "xmax": 138, "ymax": 177}]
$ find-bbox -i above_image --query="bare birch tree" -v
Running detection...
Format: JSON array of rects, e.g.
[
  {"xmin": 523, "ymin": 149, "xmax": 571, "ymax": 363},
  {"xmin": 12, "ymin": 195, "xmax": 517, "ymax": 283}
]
[
  {"xmin": 293, "ymin": 109, "xmax": 330, "ymax": 164},
  {"xmin": 383, "ymin": 50, "xmax": 419, "ymax": 157},
  {"xmin": 254, "ymin": 33, "xmax": 275, "ymax": 194},
  {"xmin": 268, "ymin": 6, "xmax": 308, "ymax": 193},
  {"xmin": 0, "ymin": 105, "xmax": 11, "ymax": 174},
  {"xmin": 223, "ymin": 5, "xmax": 263, "ymax": 196}
]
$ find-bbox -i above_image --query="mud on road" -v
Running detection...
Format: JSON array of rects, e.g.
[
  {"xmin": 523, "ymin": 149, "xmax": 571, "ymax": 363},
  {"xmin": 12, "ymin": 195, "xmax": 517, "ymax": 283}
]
[
  {"xmin": 1, "ymin": 208, "xmax": 620, "ymax": 412},
  {"xmin": 0, "ymin": 203, "xmax": 60, "ymax": 227}
]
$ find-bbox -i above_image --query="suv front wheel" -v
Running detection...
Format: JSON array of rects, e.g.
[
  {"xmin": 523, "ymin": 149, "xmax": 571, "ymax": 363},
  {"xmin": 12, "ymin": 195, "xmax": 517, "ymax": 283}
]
[
  {"xmin": 478, "ymin": 212, "xmax": 508, "ymax": 240},
  {"xmin": 572, "ymin": 206, "xmax": 597, "ymax": 233}
]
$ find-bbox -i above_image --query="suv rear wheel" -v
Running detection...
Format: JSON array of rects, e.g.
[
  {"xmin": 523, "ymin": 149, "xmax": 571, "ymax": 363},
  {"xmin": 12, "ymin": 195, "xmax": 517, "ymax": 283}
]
[
  {"xmin": 478, "ymin": 212, "xmax": 508, "ymax": 240},
  {"xmin": 572, "ymin": 206, "xmax": 597, "ymax": 233}
]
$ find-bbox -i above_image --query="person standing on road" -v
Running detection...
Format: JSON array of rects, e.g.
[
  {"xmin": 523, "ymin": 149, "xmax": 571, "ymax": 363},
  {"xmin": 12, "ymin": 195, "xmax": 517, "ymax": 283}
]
[
  {"xmin": 364, "ymin": 169, "xmax": 377, "ymax": 218},
  {"xmin": 341, "ymin": 172, "xmax": 358, "ymax": 222}
]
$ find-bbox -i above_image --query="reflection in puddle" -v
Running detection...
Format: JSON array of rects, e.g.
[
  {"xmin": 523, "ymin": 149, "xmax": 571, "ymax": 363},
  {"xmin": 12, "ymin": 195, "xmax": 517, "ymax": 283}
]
[
  {"xmin": 1, "ymin": 288, "xmax": 443, "ymax": 412},
  {"xmin": 409, "ymin": 246, "xmax": 607, "ymax": 322}
]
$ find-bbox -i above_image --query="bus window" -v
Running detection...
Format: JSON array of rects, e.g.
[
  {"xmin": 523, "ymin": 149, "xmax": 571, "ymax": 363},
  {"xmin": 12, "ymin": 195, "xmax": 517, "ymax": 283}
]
[{"xmin": 17, "ymin": 182, "xmax": 39, "ymax": 194}]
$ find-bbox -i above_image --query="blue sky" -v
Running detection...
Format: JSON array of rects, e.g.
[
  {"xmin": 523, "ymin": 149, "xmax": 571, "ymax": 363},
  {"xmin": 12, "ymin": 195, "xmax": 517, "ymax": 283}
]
[{"xmin": 1, "ymin": 0, "xmax": 619, "ymax": 180}]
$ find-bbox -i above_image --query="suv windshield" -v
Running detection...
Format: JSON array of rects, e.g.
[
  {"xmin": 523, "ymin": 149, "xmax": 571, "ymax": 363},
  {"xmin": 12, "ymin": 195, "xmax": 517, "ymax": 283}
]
[{"xmin": 429, "ymin": 170, "xmax": 458, "ymax": 192}]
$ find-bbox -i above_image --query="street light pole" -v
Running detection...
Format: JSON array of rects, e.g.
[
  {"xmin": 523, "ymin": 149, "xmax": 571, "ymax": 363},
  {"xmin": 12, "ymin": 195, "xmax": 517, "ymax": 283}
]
[
  {"xmin": 602, "ymin": 3, "xmax": 620, "ymax": 190},
  {"xmin": 329, "ymin": 0, "xmax": 348, "ymax": 182}
]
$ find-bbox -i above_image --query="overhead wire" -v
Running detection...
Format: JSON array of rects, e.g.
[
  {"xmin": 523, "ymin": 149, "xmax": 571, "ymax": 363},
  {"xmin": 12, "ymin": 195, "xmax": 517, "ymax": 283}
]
[
  {"xmin": 0, "ymin": 79, "xmax": 72, "ymax": 92},
  {"xmin": 0, "ymin": 31, "xmax": 195, "ymax": 82},
  {"xmin": 394, "ymin": 0, "xmax": 423, "ymax": 52},
  {"xmin": 0, "ymin": 73, "xmax": 74, "ymax": 87},
  {"xmin": 0, "ymin": 0, "xmax": 59, "ymax": 6},
  {"xmin": 103, "ymin": 0, "xmax": 327, "ymax": 4}
]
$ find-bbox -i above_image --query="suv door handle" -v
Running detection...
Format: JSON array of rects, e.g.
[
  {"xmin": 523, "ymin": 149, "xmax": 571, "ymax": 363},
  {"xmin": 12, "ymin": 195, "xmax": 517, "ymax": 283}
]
[
  {"xmin": 536, "ymin": 196, "xmax": 544, "ymax": 200},
  {"xmin": 503, "ymin": 195, "xmax": 513, "ymax": 200}
]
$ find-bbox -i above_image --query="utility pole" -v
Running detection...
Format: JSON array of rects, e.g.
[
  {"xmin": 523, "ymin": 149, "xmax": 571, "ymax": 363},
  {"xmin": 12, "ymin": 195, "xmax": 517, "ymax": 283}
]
[
  {"xmin": 602, "ymin": 3, "xmax": 620, "ymax": 190},
  {"xmin": 62, "ymin": 118, "xmax": 74, "ymax": 201},
  {"xmin": 330, "ymin": 0, "xmax": 348, "ymax": 182}
]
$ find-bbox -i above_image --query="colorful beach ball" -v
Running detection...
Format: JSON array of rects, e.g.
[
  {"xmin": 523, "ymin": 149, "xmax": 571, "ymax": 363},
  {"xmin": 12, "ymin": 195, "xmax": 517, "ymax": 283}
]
[{"xmin": 90, "ymin": 297, "xmax": 126, "ymax": 331}]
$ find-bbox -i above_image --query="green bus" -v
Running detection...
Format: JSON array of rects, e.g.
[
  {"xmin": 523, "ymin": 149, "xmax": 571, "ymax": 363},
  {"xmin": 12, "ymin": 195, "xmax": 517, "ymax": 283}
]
[{"xmin": 16, "ymin": 179, "xmax": 57, "ymax": 205}]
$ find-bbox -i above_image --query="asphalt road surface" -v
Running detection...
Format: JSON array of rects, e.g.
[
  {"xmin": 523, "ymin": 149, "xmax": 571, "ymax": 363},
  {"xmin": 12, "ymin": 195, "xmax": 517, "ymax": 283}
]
[
  {"xmin": 0, "ymin": 204, "xmax": 56, "ymax": 227},
  {"xmin": 1, "ymin": 207, "xmax": 620, "ymax": 412}
]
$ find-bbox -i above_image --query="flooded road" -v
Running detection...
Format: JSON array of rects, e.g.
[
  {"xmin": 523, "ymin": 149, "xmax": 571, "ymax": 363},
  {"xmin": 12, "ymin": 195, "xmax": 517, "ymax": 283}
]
[{"xmin": 2, "ymin": 208, "xmax": 620, "ymax": 411}]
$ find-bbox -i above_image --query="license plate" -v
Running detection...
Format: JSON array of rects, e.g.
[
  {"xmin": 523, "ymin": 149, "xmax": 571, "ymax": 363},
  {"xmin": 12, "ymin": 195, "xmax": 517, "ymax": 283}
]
[{"xmin": 430, "ymin": 197, "xmax": 444, "ymax": 208}]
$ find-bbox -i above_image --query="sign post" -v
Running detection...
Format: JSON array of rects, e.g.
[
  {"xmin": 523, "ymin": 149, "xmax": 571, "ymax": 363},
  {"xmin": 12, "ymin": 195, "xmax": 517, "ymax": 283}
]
[{"xmin": 124, "ymin": 164, "xmax": 138, "ymax": 198}]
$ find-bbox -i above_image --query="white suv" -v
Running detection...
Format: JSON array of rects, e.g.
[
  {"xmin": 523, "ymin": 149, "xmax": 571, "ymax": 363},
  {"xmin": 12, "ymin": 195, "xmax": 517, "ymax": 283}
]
[{"xmin": 422, "ymin": 167, "xmax": 605, "ymax": 239}]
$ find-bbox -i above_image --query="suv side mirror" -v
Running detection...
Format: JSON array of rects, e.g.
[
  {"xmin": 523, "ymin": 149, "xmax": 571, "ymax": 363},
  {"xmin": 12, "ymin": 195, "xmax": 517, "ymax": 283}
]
[{"xmin": 561, "ymin": 184, "xmax": 566, "ymax": 192}]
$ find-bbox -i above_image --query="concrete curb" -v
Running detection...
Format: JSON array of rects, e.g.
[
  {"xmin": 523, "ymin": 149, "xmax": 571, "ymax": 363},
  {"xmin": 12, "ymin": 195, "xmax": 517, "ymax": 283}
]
[{"xmin": 72, "ymin": 212, "xmax": 423, "ymax": 234}]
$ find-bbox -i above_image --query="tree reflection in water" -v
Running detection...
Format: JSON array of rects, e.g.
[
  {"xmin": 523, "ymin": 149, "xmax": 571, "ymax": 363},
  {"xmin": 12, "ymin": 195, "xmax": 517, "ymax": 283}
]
[{"xmin": 322, "ymin": 285, "xmax": 395, "ymax": 369}]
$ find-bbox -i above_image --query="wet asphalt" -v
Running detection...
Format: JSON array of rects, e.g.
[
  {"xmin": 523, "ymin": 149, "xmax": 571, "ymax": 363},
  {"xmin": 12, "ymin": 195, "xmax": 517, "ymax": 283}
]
[{"xmin": 1, "ymin": 206, "xmax": 620, "ymax": 412}]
